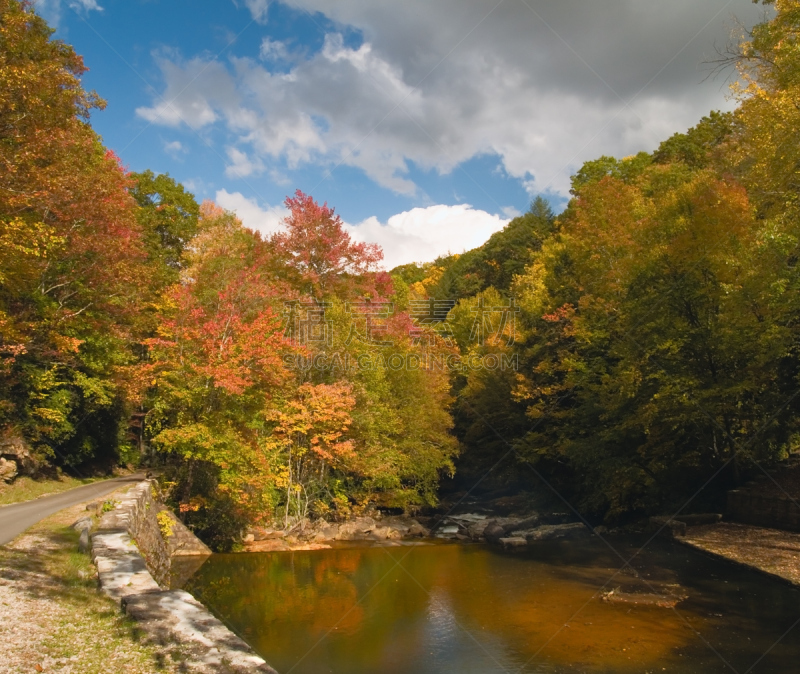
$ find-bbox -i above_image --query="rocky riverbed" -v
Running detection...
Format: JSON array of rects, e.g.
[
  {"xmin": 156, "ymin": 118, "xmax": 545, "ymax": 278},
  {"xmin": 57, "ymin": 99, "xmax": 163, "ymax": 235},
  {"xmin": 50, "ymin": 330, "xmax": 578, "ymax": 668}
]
[{"xmin": 242, "ymin": 508, "xmax": 598, "ymax": 552}]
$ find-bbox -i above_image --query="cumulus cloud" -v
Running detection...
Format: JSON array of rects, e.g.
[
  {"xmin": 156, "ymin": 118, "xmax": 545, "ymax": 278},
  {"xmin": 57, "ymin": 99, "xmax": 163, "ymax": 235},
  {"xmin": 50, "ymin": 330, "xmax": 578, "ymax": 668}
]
[
  {"xmin": 135, "ymin": 57, "xmax": 237, "ymax": 128},
  {"xmin": 260, "ymin": 37, "xmax": 290, "ymax": 61},
  {"xmin": 140, "ymin": 0, "xmax": 769, "ymax": 197},
  {"xmin": 346, "ymin": 204, "xmax": 508, "ymax": 269},
  {"xmin": 215, "ymin": 189, "xmax": 288, "ymax": 237},
  {"xmin": 225, "ymin": 147, "xmax": 265, "ymax": 178},
  {"xmin": 163, "ymin": 140, "xmax": 186, "ymax": 158},
  {"xmin": 214, "ymin": 191, "xmax": 506, "ymax": 268}
]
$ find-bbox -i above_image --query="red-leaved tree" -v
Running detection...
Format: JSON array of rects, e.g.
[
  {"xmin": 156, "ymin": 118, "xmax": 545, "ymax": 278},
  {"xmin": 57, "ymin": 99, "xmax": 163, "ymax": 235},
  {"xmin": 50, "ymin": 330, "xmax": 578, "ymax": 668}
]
[{"xmin": 273, "ymin": 190, "xmax": 391, "ymax": 299}]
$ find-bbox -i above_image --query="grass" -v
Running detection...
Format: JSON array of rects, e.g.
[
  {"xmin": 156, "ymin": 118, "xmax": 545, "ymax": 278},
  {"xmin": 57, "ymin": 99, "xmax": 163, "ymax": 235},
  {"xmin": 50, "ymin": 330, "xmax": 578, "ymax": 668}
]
[
  {"xmin": 0, "ymin": 495, "xmax": 187, "ymax": 672},
  {"xmin": 0, "ymin": 473, "xmax": 109, "ymax": 506}
]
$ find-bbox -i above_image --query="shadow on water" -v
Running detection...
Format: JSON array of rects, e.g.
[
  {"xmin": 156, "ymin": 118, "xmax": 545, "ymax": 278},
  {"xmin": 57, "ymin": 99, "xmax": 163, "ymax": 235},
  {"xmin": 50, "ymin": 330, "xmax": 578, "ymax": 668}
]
[{"xmin": 180, "ymin": 538, "xmax": 800, "ymax": 673}]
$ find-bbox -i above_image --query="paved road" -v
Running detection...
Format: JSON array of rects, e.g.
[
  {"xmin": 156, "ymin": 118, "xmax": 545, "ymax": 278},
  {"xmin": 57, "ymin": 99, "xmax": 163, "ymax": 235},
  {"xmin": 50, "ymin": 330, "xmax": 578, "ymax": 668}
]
[{"xmin": 0, "ymin": 473, "xmax": 146, "ymax": 546}]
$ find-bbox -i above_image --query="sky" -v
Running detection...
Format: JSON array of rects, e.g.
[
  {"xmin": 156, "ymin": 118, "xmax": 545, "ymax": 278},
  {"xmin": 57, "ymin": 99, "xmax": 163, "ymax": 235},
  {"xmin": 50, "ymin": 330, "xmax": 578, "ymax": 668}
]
[{"xmin": 36, "ymin": 0, "xmax": 772, "ymax": 269}]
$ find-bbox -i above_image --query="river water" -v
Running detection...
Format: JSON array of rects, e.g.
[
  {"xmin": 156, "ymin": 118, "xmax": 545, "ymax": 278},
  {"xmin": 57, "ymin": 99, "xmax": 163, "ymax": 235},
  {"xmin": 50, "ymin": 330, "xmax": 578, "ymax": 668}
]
[{"xmin": 182, "ymin": 538, "xmax": 800, "ymax": 673}]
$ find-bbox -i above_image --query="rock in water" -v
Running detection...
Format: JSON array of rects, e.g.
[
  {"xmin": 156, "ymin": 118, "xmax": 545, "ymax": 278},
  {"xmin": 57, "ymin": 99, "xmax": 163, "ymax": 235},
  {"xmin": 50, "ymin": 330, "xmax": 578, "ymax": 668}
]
[
  {"xmin": 483, "ymin": 521, "xmax": 507, "ymax": 543},
  {"xmin": 525, "ymin": 522, "xmax": 590, "ymax": 542},
  {"xmin": 406, "ymin": 522, "xmax": 429, "ymax": 537},
  {"xmin": 504, "ymin": 515, "xmax": 541, "ymax": 533}
]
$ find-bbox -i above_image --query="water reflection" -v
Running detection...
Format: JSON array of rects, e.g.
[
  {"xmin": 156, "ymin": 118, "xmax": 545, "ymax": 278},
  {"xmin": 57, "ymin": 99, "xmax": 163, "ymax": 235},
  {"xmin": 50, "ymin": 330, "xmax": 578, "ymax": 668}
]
[{"xmin": 183, "ymin": 539, "xmax": 800, "ymax": 673}]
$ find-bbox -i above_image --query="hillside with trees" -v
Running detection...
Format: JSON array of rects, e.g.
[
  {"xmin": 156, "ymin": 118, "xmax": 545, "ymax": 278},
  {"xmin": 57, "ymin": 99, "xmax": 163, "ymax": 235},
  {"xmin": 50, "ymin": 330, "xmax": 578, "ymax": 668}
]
[
  {"xmin": 407, "ymin": 0, "xmax": 800, "ymax": 521},
  {"xmin": 2, "ymin": 0, "xmax": 799, "ymax": 548}
]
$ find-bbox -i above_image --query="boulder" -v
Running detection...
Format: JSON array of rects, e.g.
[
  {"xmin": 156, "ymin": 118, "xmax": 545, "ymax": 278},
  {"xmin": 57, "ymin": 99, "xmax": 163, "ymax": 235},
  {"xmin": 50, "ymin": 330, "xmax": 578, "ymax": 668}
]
[
  {"xmin": 0, "ymin": 435, "xmax": 37, "ymax": 475},
  {"xmin": 79, "ymin": 528, "xmax": 90, "ymax": 554},
  {"xmin": 0, "ymin": 457, "xmax": 17, "ymax": 483},
  {"xmin": 312, "ymin": 524, "xmax": 340, "ymax": 542},
  {"xmin": 499, "ymin": 536, "xmax": 527, "ymax": 550},
  {"xmin": 504, "ymin": 514, "xmax": 540, "ymax": 533},
  {"xmin": 251, "ymin": 527, "xmax": 286, "ymax": 541},
  {"xmin": 467, "ymin": 520, "xmax": 490, "ymax": 541},
  {"xmin": 525, "ymin": 522, "xmax": 591, "ymax": 542},
  {"xmin": 334, "ymin": 517, "xmax": 377, "ymax": 541},
  {"xmin": 302, "ymin": 516, "xmax": 428, "ymax": 542},
  {"xmin": 71, "ymin": 516, "xmax": 93, "ymax": 533},
  {"xmin": 539, "ymin": 512, "xmax": 575, "ymax": 525},
  {"xmin": 483, "ymin": 521, "xmax": 507, "ymax": 543},
  {"xmin": 508, "ymin": 528, "xmax": 541, "ymax": 538},
  {"xmin": 646, "ymin": 516, "xmax": 687, "ymax": 538},
  {"xmin": 368, "ymin": 526, "xmax": 403, "ymax": 541},
  {"xmin": 406, "ymin": 522, "xmax": 428, "ymax": 537}
]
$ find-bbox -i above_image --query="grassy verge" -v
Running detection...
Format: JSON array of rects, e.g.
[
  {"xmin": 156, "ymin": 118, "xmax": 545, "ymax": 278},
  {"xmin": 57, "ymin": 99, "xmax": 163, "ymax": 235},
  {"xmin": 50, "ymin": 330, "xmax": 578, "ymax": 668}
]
[
  {"xmin": 0, "ymin": 474, "xmax": 109, "ymax": 506},
  {"xmin": 0, "ymin": 495, "xmax": 185, "ymax": 673}
]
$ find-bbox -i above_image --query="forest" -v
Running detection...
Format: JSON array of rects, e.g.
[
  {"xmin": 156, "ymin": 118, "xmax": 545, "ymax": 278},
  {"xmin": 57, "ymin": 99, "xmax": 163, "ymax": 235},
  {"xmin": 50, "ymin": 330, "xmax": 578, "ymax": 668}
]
[{"xmin": 2, "ymin": 0, "xmax": 799, "ymax": 549}]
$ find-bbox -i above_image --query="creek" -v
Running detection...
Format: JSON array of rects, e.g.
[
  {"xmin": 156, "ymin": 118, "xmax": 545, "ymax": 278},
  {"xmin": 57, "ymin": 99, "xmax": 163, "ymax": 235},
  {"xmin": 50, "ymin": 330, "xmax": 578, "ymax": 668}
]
[{"xmin": 180, "ymin": 537, "xmax": 800, "ymax": 673}]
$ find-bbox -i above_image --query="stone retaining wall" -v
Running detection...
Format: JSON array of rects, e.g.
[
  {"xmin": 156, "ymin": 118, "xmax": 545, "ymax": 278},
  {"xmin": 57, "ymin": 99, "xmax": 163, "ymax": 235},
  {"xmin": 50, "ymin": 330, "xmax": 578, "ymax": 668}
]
[{"xmin": 91, "ymin": 480, "xmax": 275, "ymax": 673}]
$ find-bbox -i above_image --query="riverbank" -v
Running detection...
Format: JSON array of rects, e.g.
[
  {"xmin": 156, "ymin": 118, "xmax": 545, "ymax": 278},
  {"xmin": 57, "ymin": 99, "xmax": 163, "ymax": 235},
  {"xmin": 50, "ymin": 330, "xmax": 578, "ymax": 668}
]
[
  {"xmin": 0, "ymin": 488, "xmax": 187, "ymax": 673},
  {"xmin": 680, "ymin": 521, "xmax": 800, "ymax": 587},
  {"xmin": 92, "ymin": 479, "xmax": 274, "ymax": 673}
]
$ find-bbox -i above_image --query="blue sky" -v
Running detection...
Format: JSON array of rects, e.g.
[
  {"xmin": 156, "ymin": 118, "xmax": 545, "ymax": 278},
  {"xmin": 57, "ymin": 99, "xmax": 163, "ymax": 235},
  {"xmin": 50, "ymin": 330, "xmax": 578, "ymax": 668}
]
[{"xmin": 37, "ymin": 0, "xmax": 770, "ymax": 268}]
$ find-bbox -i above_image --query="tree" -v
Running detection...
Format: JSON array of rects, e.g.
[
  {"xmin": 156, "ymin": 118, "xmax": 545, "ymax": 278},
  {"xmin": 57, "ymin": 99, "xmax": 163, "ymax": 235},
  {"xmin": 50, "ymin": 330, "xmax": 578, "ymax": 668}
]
[
  {"xmin": 272, "ymin": 190, "xmax": 389, "ymax": 299},
  {"xmin": 268, "ymin": 382, "xmax": 356, "ymax": 525},
  {"xmin": 0, "ymin": 0, "xmax": 151, "ymax": 468},
  {"xmin": 129, "ymin": 170, "xmax": 199, "ymax": 286},
  {"xmin": 146, "ymin": 204, "xmax": 293, "ymax": 528}
]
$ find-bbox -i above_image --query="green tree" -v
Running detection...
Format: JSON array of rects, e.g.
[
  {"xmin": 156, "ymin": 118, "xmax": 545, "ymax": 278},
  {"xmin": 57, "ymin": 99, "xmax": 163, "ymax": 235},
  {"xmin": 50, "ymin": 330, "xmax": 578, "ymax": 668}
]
[{"xmin": 129, "ymin": 170, "xmax": 199, "ymax": 285}]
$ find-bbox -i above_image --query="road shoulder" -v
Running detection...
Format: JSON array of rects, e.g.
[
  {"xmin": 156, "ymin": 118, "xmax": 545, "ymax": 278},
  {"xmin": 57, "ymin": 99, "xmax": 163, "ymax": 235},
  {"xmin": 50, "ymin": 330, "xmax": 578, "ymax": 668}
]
[{"xmin": 0, "ymin": 487, "xmax": 187, "ymax": 674}]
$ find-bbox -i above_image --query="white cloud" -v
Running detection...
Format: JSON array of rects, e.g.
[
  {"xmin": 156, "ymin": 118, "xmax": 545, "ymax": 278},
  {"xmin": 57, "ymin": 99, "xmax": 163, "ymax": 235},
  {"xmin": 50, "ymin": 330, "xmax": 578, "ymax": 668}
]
[
  {"xmin": 71, "ymin": 0, "xmax": 101, "ymax": 10},
  {"xmin": 345, "ymin": 204, "xmax": 508, "ymax": 269},
  {"xmin": 33, "ymin": 0, "xmax": 102, "ymax": 27},
  {"xmin": 135, "ymin": 57, "xmax": 236, "ymax": 128},
  {"xmin": 163, "ymin": 140, "xmax": 186, "ymax": 157},
  {"xmin": 214, "ymin": 191, "xmax": 507, "ymax": 268},
  {"xmin": 243, "ymin": 0, "xmax": 269, "ymax": 23},
  {"xmin": 215, "ymin": 189, "xmax": 288, "ymax": 237},
  {"xmin": 260, "ymin": 38, "xmax": 290, "ymax": 61},
  {"xmin": 501, "ymin": 205, "xmax": 522, "ymax": 219},
  {"xmin": 224, "ymin": 147, "xmax": 265, "ymax": 178},
  {"xmin": 139, "ymin": 0, "xmax": 769, "ymax": 197}
]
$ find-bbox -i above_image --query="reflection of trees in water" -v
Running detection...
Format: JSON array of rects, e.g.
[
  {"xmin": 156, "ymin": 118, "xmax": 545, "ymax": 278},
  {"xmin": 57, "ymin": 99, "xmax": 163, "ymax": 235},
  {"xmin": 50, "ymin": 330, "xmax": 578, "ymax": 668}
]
[{"xmin": 187, "ymin": 545, "xmax": 800, "ymax": 673}]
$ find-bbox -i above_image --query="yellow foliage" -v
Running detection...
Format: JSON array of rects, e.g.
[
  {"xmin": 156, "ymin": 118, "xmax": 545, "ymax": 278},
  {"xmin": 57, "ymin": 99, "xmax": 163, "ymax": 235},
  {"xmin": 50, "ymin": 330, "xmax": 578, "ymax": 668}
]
[{"xmin": 157, "ymin": 510, "xmax": 175, "ymax": 539}]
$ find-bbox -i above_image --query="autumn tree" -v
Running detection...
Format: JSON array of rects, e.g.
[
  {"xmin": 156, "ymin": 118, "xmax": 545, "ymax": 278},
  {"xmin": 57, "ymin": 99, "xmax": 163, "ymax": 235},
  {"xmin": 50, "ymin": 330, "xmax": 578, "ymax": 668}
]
[
  {"xmin": 0, "ymin": 0, "xmax": 151, "ymax": 468},
  {"xmin": 272, "ymin": 190, "xmax": 388, "ymax": 299}
]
